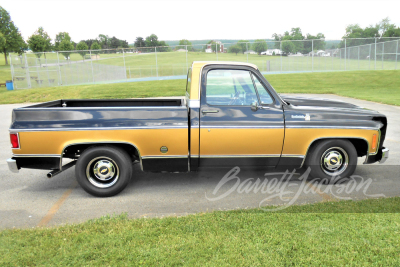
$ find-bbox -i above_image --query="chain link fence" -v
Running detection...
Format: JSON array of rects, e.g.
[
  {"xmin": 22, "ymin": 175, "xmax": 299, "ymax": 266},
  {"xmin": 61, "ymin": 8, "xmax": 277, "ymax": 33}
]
[{"xmin": 9, "ymin": 37, "xmax": 400, "ymax": 89}]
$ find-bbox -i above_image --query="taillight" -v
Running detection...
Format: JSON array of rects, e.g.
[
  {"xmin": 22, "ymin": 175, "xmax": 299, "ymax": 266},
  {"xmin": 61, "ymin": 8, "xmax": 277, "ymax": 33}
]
[
  {"xmin": 372, "ymin": 134, "xmax": 378, "ymax": 150},
  {"xmin": 10, "ymin": 133, "xmax": 19, "ymax": 149}
]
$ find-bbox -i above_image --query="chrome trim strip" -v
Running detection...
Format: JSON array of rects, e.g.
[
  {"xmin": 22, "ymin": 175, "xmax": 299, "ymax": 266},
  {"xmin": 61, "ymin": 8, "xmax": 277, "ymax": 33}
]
[
  {"xmin": 281, "ymin": 154, "xmax": 305, "ymax": 158},
  {"xmin": 300, "ymin": 137, "xmax": 370, "ymax": 168},
  {"xmin": 285, "ymin": 126, "xmax": 379, "ymax": 130},
  {"xmin": 199, "ymin": 154, "xmax": 303, "ymax": 158},
  {"xmin": 16, "ymin": 106, "xmax": 187, "ymax": 111},
  {"xmin": 290, "ymin": 105, "xmax": 380, "ymax": 113},
  {"xmin": 141, "ymin": 155, "xmax": 188, "ymax": 159},
  {"xmin": 7, "ymin": 158, "xmax": 19, "ymax": 173},
  {"xmin": 10, "ymin": 126, "xmax": 188, "ymax": 132},
  {"xmin": 12, "ymin": 154, "xmax": 61, "ymax": 158},
  {"xmin": 61, "ymin": 141, "xmax": 143, "ymax": 171},
  {"xmin": 200, "ymin": 154, "xmax": 281, "ymax": 158},
  {"xmin": 200, "ymin": 126, "xmax": 284, "ymax": 129}
]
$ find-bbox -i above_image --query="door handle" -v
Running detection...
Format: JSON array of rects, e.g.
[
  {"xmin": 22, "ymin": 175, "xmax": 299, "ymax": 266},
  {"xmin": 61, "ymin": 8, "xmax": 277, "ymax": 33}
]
[{"xmin": 202, "ymin": 109, "xmax": 219, "ymax": 114}]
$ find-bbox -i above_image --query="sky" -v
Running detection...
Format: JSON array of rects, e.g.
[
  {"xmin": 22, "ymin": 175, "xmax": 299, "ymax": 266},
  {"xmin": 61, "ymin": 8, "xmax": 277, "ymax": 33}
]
[{"xmin": 2, "ymin": 0, "xmax": 400, "ymax": 44}]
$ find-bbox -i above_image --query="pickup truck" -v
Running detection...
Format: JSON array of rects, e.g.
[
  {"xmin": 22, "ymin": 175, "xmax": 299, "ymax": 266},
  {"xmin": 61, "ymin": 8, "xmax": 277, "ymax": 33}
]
[{"xmin": 7, "ymin": 61, "xmax": 389, "ymax": 197}]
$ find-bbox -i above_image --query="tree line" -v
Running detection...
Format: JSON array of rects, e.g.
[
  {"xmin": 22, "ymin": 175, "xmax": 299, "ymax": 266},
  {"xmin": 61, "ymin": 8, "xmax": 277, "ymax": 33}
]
[{"xmin": 0, "ymin": 6, "xmax": 129, "ymax": 63}]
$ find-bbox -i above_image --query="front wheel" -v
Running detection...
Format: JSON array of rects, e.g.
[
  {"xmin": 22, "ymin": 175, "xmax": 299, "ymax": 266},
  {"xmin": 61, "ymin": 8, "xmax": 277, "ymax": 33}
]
[
  {"xmin": 305, "ymin": 139, "xmax": 357, "ymax": 182},
  {"xmin": 75, "ymin": 146, "xmax": 132, "ymax": 197}
]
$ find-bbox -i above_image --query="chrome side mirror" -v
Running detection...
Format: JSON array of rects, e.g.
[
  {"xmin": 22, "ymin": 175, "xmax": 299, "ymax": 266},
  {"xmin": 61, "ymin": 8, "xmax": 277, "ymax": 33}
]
[{"xmin": 251, "ymin": 101, "xmax": 259, "ymax": 112}]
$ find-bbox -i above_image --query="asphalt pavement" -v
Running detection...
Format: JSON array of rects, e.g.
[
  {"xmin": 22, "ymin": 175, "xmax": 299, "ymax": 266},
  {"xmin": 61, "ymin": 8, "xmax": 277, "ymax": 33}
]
[{"xmin": 0, "ymin": 94, "xmax": 399, "ymax": 229}]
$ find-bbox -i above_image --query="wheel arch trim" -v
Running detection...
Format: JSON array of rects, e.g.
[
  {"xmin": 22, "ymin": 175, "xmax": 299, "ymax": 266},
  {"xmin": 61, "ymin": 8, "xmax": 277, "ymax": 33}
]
[
  {"xmin": 300, "ymin": 137, "xmax": 370, "ymax": 168},
  {"xmin": 60, "ymin": 141, "xmax": 142, "ymax": 171}
]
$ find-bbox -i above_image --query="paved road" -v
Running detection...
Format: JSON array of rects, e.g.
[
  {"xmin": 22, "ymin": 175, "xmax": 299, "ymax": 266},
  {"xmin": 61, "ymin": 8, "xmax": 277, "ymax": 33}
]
[{"xmin": 0, "ymin": 94, "xmax": 399, "ymax": 229}]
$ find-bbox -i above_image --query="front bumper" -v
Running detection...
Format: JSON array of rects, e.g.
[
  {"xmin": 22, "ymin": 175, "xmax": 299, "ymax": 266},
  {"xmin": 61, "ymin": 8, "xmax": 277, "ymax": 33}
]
[
  {"xmin": 364, "ymin": 147, "xmax": 389, "ymax": 164},
  {"xmin": 7, "ymin": 158, "xmax": 19, "ymax": 173},
  {"xmin": 380, "ymin": 148, "xmax": 389, "ymax": 164}
]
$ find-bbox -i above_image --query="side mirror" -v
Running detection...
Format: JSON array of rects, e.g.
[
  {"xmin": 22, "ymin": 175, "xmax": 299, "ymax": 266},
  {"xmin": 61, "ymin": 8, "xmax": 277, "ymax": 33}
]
[{"xmin": 251, "ymin": 101, "xmax": 259, "ymax": 112}]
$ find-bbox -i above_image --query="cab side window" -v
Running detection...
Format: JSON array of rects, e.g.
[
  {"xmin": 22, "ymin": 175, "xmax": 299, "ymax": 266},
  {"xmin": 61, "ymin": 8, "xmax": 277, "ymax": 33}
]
[{"xmin": 206, "ymin": 69, "xmax": 259, "ymax": 106}]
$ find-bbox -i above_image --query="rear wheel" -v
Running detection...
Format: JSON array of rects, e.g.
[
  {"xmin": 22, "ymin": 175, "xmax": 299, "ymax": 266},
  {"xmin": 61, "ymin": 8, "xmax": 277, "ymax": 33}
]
[
  {"xmin": 305, "ymin": 139, "xmax": 357, "ymax": 183},
  {"xmin": 75, "ymin": 146, "xmax": 132, "ymax": 197}
]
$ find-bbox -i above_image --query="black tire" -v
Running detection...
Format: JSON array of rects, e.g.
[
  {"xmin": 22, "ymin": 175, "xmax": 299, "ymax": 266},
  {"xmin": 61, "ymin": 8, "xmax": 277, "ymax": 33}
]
[
  {"xmin": 305, "ymin": 139, "xmax": 357, "ymax": 183},
  {"xmin": 75, "ymin": 146, "xmax": 132, "ymax": 197}
]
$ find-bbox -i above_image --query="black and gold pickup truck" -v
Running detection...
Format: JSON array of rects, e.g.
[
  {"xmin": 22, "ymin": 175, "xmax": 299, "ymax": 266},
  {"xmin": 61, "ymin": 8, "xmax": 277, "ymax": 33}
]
[{"xmin": 7, "ymin": 61, "xmax": 389, "ymax": 197}]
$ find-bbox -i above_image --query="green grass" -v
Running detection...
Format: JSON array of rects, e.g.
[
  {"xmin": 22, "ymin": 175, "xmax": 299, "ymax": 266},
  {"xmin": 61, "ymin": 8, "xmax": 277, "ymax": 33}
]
[
  {"xmin": 1, "ymin": 197, "xmax": 400, "ymax": 266},
  {"xmin": 0, "ymin": 55, "xmax": 11, "ymax": 82},
  {"xmin": 1, "ymin": 70, "xmax": 399, "ymax": 105}
]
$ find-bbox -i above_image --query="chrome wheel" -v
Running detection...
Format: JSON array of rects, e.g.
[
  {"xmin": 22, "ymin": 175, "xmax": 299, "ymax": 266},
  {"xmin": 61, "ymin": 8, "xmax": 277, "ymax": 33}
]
[
  {"xmin": 85, "ymin": 157, "xmax": 119, "ymax": 188},
  {"xmin": 320, "ymin": 147, "xmax": 349, "ymax": 176}
]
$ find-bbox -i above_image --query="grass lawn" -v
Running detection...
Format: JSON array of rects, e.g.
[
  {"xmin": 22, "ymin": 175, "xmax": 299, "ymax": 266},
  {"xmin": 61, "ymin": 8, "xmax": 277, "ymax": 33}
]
[
  {"xmin": 1, "ymin": 197, "xmax": 399, "ymax": 266},
  {"xmin": 0, "ymin": 69, "xmax": 399, "ymax": 105}
]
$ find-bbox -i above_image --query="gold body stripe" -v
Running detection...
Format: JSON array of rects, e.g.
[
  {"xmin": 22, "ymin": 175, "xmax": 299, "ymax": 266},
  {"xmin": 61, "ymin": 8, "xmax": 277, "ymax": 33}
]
[
  {"xmin": 199, "ymin": 128, "xmax": 284, "ymax": 156},
  {"xmin": 13, "ymin": 128, "xmax": 379, "ymax": 156},
  {"xmin": 282, "ymin": 128, "xmax": 379, "ymax": 155},
  {"xmin": 13, "ymin": 129, "xmax": 188, "ymax": 157},
  {"xmin": 12, "ymin": 128, "xmax": 378, "ymax": 159}
]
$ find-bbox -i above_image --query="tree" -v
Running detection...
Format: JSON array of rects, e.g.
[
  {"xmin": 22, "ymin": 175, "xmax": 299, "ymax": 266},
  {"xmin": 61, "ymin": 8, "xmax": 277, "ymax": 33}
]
[
  {"xmin": 134, "ymin": 37, "xmax": 145, "ymax": 48},
  {"xmin": 119, "ymin": 39, "xmax": 129, "ymax": 48},
  {"xmin": 0, "ymin": 32, "xmax": 5, "ymax": 50},
  {"xmin": 90, "ymin": 42, "xmax": 101, "ymax": 59},
  {"xmin": 81, "ymin": 39, "xmax": 97, "ymax": 49},
  {"xmin": 0, "ymin": 6, "xmax": 26, "ymax": 64},
  {"xmin": 27, "ymin": 27, "xmax": 52, "ymax": 59},
  {"xmin": 377, "ymin": 17, "xmax": 391, "ymax": 36},
  {"xmin": 237, "ymin": 40, "xmax": 249, "ymax": 54},
  {"xmin": 157, "ymin": 40, "xmax": 170, "ymax": 52},
  {"xmin": 98, "ymin": 34, "xmax": 110, "ymax": 49},
  {"xmin": 378, "ymin": 17, "xmax": 400, "ymax": 37},
  {"xmin": 76, "ymin": 41, "xmax": 88, "ymax": 60},
  {"xmin": 59, "ymin": 39, "xmax": 74, "ymax": 60},
  {"xmin": 382, "ymin": 26, "xmax": 400, "ymax": 37},
  {"xmin": 304, "ymin": 33, "xmax": 326, "ymax": 52},
  {"xmin": 272, "ymin": 28, "xmax": 326, "ymax": 53},
  {"xmin": 179, "ymin": 39, "xmax": 192, "ymax": 46},
  {"xmin": 228, "ymin": 44, "xmax": 241, "ymax": 55},
  {"xmin": 110, "ymin": 36, "xmax": 120, "ymax": 49},
  {"xmin": 206, "ymin": 40, "xmax": 220, "ymax": 53},
  {"xmin": 252, "ymin": 39, "xmax": 267, "ymax": 55},
  {"xmin": 54, "ymin": 32, "xmax": 71, "ymax": 51},
  {"xmin": 145, "ymin": 34, "xmax": 159, "ymax": 47},
  {"xmin": 281, "ymin": 41, "xmax": 295, "ymax": 54},
  {"xmin": 176, "ymin": 39, "xmax": 192, "ymax": 51}
]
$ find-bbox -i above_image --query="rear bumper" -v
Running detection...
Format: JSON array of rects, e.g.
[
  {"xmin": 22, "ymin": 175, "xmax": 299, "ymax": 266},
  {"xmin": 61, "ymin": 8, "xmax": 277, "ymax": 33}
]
[
  {"xmin": 7, "ymin": 158, "xmax": 19, "ymax": 173},
  {"xmin": 364, "ymin": 147, "xmax": 389, "ymax": 164},
  {"xmin": 7, "ymin": 156, "xmax": 61, "ymax": 172}
]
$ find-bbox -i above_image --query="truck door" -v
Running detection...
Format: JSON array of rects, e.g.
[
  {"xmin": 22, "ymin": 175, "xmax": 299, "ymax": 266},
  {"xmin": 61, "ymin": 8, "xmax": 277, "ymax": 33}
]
[{"xmin": 199, "ymin": 66, "xmax": 285, "ymax": 167}]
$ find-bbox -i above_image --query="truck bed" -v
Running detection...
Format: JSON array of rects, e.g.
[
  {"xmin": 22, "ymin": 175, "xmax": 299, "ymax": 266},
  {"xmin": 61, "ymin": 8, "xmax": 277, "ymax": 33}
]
[{"xmin": 10, "ymin": 98, "xmax": 188, "ymax": 131}]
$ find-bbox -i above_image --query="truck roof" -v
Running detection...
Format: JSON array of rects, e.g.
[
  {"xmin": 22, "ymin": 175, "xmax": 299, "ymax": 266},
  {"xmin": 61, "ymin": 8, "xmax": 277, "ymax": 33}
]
[{"xmin": 191, "ymin": 61, "xmax": 258, "ymax": 70}]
